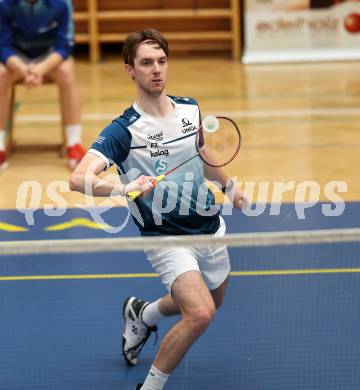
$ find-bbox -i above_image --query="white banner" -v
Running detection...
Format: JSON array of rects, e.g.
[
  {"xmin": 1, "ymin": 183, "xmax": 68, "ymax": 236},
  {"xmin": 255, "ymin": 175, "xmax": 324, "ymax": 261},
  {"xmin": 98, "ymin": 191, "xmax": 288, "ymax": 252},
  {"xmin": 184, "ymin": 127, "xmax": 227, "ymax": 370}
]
[{"xmin": 243, "ymin": 0, "xmax": 360, "ymax": 63}]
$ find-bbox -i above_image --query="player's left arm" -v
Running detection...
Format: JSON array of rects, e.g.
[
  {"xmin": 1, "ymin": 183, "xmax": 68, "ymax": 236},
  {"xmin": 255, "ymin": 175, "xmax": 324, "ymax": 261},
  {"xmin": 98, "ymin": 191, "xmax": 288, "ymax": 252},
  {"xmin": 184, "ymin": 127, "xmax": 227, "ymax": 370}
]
[{"xmin": 204, "ymin": 163, "xmax": 244, "ymax": 209}]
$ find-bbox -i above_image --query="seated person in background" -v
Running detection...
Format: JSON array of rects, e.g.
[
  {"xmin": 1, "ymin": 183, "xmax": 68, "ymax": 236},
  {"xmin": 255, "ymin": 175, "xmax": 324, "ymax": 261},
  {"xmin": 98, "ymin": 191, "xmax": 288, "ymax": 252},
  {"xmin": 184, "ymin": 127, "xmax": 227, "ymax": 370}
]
[{"xmin": 0, "ymin": 0, "xmax": 86, "ymax": 171}]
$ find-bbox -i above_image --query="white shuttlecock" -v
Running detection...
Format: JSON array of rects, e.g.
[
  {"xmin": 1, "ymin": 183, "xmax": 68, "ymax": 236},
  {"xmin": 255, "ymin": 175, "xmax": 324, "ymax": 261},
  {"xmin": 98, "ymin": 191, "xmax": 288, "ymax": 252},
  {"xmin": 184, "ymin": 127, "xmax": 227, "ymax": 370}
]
[{"xmin": 202, "ymin": 116, "xmax": 219, "ymax": 133}]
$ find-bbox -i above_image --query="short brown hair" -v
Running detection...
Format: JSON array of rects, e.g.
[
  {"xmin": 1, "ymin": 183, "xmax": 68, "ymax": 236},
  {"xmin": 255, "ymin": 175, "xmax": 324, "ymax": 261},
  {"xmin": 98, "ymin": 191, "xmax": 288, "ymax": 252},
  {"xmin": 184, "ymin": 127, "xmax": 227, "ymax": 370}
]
[{"xmin": 122, "ymin": 29, "xmax": 169, "ymax": 66}]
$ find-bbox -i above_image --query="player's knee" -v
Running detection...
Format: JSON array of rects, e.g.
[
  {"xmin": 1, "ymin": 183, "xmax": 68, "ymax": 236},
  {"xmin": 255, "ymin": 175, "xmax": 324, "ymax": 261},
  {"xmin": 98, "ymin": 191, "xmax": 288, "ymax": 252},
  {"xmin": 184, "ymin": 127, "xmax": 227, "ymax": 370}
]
[
  {"xmin": 54, "ymin": 62, "xmax": 76, "ymax": 85},
  {"xmin": 186, "ymin": 306, "xmax": 215, "ymax": 334}
]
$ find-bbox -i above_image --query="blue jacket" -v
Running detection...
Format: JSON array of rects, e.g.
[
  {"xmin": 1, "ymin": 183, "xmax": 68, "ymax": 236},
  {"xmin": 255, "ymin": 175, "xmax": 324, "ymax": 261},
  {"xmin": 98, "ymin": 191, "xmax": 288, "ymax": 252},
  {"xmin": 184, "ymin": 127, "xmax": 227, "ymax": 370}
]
[{"xmin": 0, "ymin": 0, "xmax": 74, "ymax": 64}]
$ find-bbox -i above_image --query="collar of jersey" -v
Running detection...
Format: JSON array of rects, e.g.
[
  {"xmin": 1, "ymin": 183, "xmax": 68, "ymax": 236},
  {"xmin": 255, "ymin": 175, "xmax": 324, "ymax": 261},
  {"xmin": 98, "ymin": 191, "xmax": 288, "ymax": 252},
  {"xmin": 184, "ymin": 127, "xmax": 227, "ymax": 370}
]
[{"xmin": 132, "ymin": 96, "xmax": 177, "ymax": 120}]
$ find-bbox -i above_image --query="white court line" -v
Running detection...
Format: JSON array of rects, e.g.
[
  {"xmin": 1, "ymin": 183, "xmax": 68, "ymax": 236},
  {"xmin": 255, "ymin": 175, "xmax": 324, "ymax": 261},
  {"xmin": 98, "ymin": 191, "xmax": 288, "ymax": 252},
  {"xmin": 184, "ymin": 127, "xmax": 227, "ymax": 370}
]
[{"xmin": 15, "ymin": 108, "xmax": 360, "ymax": 123}]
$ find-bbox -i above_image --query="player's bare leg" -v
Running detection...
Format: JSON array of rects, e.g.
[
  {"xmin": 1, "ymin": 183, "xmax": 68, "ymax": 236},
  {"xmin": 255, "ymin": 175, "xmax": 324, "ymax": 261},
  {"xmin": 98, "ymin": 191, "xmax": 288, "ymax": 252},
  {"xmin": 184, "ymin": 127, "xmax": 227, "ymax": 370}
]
[
  {"xmin": 0, "ymin": 64, "xmax": 23, "ymax": 170},
  {"xmin": 154, "ymin": 272, "xmax": 227, "ymax": 372},
  {"xmin": 138, "ymin": 271, "xmax": 228, "ymax": 389},
  {"xmin": 122, "ymin": 278, "xmax": 228, "ymax": 371},
  {"xmin": 49, "ymin": 57, "xmax": 81, "ymax": 126},
  {"xmin": 48, "ymin": 58, "xmax": 85, "ymax": 169},
  {"xmin": 157, "ymin": 275, "xmax": 229, "ymax": 315}
]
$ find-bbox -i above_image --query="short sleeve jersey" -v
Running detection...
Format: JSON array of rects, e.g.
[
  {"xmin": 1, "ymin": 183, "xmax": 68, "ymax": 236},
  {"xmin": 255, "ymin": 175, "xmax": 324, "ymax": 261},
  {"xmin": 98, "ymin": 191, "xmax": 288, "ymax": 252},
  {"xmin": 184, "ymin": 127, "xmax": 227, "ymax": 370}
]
[{"xmin": 89, "ymin": 96, "xmax": 220, "ymax": 236}]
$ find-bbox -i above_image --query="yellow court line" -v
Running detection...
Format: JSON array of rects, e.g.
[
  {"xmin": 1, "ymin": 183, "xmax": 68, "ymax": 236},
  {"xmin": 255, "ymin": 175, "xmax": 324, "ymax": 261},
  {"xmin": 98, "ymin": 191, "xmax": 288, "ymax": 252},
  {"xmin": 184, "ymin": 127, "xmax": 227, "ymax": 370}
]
[
  {"xmin": 231, "ymin": 268, "xmax": 360, "ymax": 276},
  {"xmin": 0, "ymin": 273, "xmax": 160, "ymax": 281},
  {"xmin": 0, "ymin": 222, "xmax": 28, "ymax": 232},
  {"xmin": 1, "ymin": 268, "xmax": 360, "ymax": 281},
  {"xmin": 44, "ymin": 218, "xmax": 112, "ymax": 231}
]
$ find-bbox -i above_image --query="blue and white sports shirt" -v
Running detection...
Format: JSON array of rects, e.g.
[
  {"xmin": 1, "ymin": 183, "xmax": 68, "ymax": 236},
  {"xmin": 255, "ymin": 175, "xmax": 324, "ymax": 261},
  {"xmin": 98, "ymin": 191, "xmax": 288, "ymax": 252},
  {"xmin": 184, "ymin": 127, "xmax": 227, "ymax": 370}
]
[{"xmin": 89, "ymin": 96, "xmax": 220, "ymax": 236}]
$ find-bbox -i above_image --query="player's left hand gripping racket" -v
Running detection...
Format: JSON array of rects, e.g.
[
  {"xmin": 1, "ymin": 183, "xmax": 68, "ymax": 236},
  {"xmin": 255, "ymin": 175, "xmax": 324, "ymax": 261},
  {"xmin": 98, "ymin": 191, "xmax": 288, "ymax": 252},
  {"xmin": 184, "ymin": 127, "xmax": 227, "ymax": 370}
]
[{"xmin": 127, "ymin": 116, "xmax": 241, "ymax": 200}]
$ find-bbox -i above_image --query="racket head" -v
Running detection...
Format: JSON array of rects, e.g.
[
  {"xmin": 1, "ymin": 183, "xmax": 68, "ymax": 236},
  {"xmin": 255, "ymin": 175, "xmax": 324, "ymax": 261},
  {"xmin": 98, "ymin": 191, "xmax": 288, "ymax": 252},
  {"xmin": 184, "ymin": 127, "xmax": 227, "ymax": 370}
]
[{"xmin": 196, "ymin": 116, "xmax": 241, "ymax": 168}]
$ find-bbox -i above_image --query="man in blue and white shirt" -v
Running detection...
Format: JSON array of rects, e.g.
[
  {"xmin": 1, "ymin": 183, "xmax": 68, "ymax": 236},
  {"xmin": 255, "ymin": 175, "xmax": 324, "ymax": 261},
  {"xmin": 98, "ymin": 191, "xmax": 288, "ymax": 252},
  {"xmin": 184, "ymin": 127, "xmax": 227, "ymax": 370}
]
[
  {"xmin": 0, "ymin": 0, "xmax": 85, "ymax": 170},
  {"xmin": 71, "ymin": 29, "xmax": 244, "ymax": 390}
]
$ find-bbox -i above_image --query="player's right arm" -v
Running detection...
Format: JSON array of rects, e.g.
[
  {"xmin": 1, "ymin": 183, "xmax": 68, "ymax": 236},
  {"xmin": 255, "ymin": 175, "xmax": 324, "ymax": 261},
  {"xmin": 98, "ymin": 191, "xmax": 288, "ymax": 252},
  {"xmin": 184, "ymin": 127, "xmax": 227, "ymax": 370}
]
[
  {"xmin": 71, "ymin": 119, "xmax": 157, "ymax": 198},
  {"xmin": 70, "ymin": 152, "xmax": 157, "ymax": 198}
]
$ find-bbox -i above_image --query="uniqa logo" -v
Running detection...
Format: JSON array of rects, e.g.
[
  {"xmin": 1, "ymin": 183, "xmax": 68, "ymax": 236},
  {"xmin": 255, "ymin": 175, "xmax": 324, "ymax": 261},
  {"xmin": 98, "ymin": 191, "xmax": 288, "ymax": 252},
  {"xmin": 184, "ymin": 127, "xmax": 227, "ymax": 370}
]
[
  {"xmin": 181, "ymin": 118, "xmax": 197, "ymax": 134},
  {"xmin": 182, "ymin": 118, "xmax": 192, "ymax": 127},
  {"xmin": 155, "ymin": 159, "xmax": 167, "ymax": 174}
]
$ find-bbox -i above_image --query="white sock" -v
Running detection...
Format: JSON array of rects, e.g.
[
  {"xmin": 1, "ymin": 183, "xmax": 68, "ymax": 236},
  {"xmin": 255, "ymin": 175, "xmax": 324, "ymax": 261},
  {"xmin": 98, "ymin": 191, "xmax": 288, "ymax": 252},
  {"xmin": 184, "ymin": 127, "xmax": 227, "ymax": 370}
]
[
  {"xmin": 141, "ymin": 365, "xmax": 170, "ymax": 390},
  {"xmin": 142, "ymin": 299, "xmax": 164, "ymax": 327},
  {"xmin": 0, "ymin": 129, "xmax": 6, "ymax": 150},
  {"xmin": 65, "ymin": 124, "xmax": 82, "ymax": 147}
]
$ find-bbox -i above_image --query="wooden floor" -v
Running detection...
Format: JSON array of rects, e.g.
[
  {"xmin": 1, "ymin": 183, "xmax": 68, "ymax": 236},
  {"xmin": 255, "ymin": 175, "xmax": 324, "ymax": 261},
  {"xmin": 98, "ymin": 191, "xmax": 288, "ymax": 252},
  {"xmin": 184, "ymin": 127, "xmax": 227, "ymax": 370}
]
[{"xmin": 1, "ymin": 58, "xmax": 360, "ymax": 209}]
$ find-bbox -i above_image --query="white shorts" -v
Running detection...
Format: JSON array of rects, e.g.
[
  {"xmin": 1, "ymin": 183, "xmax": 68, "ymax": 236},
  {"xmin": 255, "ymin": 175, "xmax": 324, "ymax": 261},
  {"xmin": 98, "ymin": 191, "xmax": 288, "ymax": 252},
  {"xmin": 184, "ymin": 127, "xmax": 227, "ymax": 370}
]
[{"xmin": 145, "ymin": 216, "xmax": 230, "ymax": 292}]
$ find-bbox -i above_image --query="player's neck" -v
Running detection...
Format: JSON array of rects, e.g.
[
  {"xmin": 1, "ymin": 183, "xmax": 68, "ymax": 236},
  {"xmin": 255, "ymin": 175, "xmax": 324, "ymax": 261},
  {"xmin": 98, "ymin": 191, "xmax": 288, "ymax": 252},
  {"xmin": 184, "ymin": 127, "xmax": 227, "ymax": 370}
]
[{"xmin": 136, "ymin": 93, "xmax": 174, "ymax": 118}]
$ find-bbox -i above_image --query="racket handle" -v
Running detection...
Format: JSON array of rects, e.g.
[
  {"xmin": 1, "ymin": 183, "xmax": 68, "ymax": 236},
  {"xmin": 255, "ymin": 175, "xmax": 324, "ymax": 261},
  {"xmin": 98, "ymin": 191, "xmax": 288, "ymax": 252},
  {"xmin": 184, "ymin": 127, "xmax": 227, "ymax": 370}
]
[
  {"xmin": 126, "ymin": 190, "xmax": 142, "ymax": 201},
  {"xmin": 127, "ymin": 174, "xmax": 166, "ymax": 200},
  {"xmin": 156, "ymin": 174, "xmax": 166, "ymax": 182}
]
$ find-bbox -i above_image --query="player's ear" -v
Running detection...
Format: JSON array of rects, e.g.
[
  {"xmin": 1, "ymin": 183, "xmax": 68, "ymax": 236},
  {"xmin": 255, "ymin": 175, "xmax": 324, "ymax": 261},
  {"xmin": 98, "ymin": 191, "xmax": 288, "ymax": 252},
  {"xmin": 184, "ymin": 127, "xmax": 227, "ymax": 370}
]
[{"xmin": 125, "ymin": 64, "xmax": 135, "ymax": 80}]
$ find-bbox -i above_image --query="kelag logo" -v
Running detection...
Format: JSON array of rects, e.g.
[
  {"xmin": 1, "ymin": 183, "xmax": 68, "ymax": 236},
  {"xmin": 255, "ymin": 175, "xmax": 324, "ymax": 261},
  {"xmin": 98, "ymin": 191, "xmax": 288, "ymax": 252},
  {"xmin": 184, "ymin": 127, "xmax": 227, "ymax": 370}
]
[{"xmin": 155, "ymin": 159, "xmax": 167, "ymax": 174}]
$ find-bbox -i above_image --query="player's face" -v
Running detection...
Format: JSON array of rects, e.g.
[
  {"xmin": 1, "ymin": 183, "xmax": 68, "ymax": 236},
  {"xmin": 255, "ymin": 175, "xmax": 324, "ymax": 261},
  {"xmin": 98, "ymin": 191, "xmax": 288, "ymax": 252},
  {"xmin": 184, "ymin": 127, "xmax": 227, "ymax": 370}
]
[{"xmin": 128, "ymin": 42, "xmax": 168, "ymax": 97}]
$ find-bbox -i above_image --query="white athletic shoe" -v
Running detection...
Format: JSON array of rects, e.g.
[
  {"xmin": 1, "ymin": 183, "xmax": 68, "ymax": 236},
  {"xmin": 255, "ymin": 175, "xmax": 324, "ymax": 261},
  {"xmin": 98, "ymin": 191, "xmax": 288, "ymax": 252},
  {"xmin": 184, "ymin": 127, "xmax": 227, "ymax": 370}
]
[{"xmin": 122, "ymin": 296, "xmax": 157, "ymax": 366}]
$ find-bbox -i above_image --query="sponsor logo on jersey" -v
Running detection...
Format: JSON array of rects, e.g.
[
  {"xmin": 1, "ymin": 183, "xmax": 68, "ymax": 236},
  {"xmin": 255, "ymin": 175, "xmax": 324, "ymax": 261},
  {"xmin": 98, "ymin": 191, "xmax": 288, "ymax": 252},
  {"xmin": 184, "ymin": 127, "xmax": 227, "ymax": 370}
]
[
  {"xmin": 182, "ymin": 118, "xmax": 192, "ymax": 127},
  {"xmin": 155, "ymin": 159, "xmax": 168, "ymax": 174},
  {"xmin": 150, "ymin": 149, "xmax": 169, "ymax": 158},
  {"xmin": 147, "ymin": 131, "xmax": 164, "ymax": 142},
  {"xmin": 182, "ymin": 118, "xmax": 197, "ymax": 134},
  {"xmin": 95, "ymin": 135, "xmax": 106, "ymax": 144}
]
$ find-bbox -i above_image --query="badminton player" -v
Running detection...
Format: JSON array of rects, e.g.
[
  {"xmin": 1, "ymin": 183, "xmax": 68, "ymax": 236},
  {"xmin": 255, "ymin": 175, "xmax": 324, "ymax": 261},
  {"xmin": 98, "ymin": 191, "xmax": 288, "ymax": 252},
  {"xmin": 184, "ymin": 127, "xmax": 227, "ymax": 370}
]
[{"xmin": 70, "ymin": 29, "xmax": 244, "ymax": 390}]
